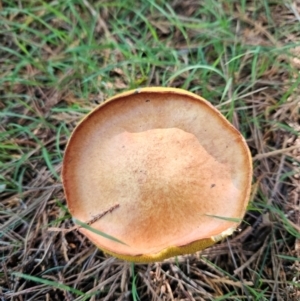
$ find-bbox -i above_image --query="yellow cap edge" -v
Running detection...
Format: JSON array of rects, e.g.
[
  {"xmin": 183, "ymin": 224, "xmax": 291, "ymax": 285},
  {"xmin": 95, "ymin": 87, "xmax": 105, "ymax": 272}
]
[{"xmin": 97, "ymin": 227, "xmax": 236, "ymax": 263}]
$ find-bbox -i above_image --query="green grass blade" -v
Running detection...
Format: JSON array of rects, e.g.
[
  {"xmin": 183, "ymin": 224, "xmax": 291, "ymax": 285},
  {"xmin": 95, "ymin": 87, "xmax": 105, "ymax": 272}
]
[
  {"xmin": 204, "ymin": 214, "xmax": 242, "ymax": 223},
  {"xmin": 73, "ymin": 218, "xmax": 128, "ymax": 246},
  {"xmin": 12, "ymin": 272, "xmax": 85, "ymax": 296}
]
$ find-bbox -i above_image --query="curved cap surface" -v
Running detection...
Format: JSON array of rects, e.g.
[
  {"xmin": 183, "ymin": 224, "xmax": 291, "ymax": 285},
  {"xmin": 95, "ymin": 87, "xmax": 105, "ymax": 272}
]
[{"xmin": 62, "ymin": 87, "xmax": 252, "ymax": 262}]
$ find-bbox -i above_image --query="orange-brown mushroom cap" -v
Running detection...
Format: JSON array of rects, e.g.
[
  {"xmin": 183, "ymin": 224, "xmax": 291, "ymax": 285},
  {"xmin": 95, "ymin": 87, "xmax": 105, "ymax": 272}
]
[{"xmin": 62, "ymin": 87, "xmax": 252, "ymax": 262}]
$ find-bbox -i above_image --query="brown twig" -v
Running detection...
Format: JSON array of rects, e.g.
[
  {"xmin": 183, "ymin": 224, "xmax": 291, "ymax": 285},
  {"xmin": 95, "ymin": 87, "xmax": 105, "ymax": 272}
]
[
  {"xmin": 86, "ymin": 204, "xmax": 120, "ymax": 225},
  {"xmin": 48, "ymin": 203, "xmax": 120, "ymax": 233}
]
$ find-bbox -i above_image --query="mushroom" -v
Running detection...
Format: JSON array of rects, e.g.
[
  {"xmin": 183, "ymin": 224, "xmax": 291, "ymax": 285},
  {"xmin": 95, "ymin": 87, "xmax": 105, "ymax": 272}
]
[{"xmin": 62, "ymin": 87, "xmax": 252, "ymax": 262}]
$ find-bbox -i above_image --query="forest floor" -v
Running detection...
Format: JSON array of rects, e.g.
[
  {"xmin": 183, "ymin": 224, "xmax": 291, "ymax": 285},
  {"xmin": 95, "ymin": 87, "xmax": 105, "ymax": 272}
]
[{"xmin": 1, "ymin": 1, "xmax": 300, "ymax": 300}]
